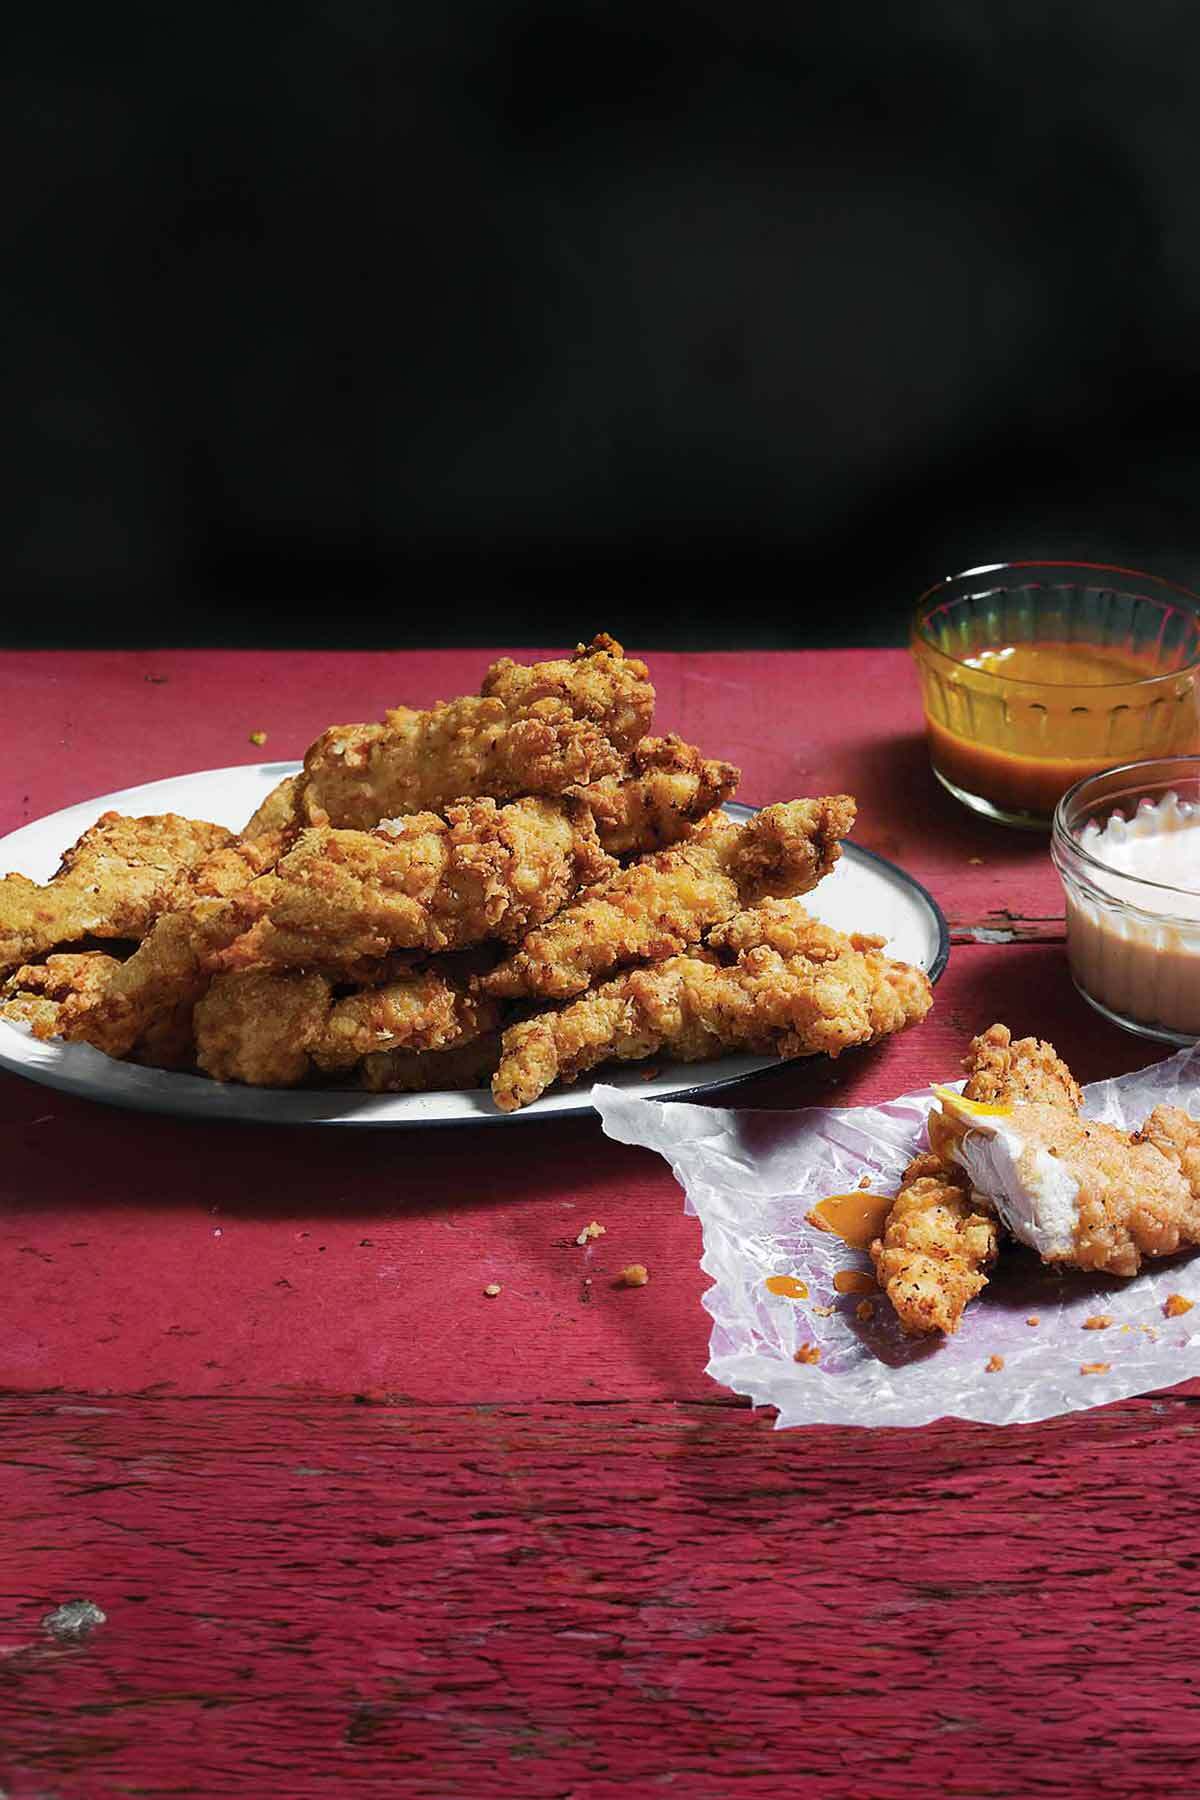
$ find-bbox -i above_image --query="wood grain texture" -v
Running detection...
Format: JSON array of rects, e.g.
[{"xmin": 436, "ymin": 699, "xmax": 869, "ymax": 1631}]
[
  {"xmin": 5, "ymin": 1392, "xmax": 1200, "ymax": 1800},
  {"xmin": 2, "ymin": 647, "xmax": 1191, "ymax": 1800}
]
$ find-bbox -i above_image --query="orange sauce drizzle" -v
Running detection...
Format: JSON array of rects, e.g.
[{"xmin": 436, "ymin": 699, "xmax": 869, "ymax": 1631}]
[
  {"xmin": 764, "ymin": 1275, "xmax": 809, "ymax": 1299},
  {"xmin": 806, "ymin": 1191, "xmax": 894, "ymax": 1250}
]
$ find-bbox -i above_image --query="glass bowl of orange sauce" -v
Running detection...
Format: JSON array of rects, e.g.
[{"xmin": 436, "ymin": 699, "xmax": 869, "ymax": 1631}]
[{"xmin": 911, "ymin": 561, "xmax": 1200, "ymax": 828}]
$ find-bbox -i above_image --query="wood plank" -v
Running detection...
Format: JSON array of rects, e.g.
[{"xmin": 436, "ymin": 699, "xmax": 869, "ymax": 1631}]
[
  {"xmin": 0, "ymin": 944, "xmax": 1168, "ymax": 1405},
  {"xmin": 5, "ymin": 1392, "xmax": 1200, "ymax": 1799}
]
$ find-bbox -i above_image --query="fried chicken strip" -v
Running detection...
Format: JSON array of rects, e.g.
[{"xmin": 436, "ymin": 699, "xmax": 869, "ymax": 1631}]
[
  {"xmin": 0, "ymin": 811, "xmax": 233, "ymax": 976},
  {"xmin": 300, "ymin": 636, "xmax": 651, "ymax": 829},
  {"xmin": 215, "ymin": 796, "xmax": 613, "ymax": 974},
  {"xmin": 567, "ymin": 734, "xmax": 740, "ymax": 856},
  {"xmin": 869, "ymin": 1151, "xmax": 1000, "ymax": 1336},
  {"xmin": 491, "ymin": 903, "xmax": 931, "ymax": 1111},
  {"xmin": 1, "ymin": 951, "xmax": 124, "ymax": 1040},
  {"xmin": 480, "ymin": 634, "xmax": 653, "ymax": 754},
  {"xmin": 193, "ymin": 965, "xmax": 499, "ymax": 1085},
  {"xmin": 481, "ymin": 797, "xmax": 855, "ymax": 1001}
]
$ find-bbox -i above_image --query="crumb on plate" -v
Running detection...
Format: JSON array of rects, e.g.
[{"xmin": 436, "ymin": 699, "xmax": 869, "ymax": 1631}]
[{"xmin": 1080, "ymin": 1362, "xmax": 1111, "ymax": 1375}]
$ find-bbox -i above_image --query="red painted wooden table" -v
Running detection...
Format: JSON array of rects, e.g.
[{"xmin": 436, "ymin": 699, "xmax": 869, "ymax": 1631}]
[{"xmin": 3, "ymin": 649, "xmax": 1197, "ymax": 1799}]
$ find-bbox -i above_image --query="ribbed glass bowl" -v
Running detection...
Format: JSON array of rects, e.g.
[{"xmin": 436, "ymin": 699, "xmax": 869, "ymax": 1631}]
[{"xmin": 912, "ymin": 562, "xmax": 1200, "ymax": 828}]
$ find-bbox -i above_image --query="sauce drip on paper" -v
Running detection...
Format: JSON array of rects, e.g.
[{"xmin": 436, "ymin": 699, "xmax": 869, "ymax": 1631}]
[
  {"xmin": 807, "ymin": 1191, "xmax": 893, "ymax": 1250},
  {"xmin": 764, "ymin": 1275, "xmax": 809, "ymax": 1299}
]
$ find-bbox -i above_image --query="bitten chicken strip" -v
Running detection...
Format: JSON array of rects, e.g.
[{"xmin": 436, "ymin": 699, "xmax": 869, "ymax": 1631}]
[
  {"xmin": 481, "ymin": 797, "xmax": 855, "ymax": 1001},
  {"xmin": 193, "ymin": 965, "xmax": 498, "ymax": 1085},
  {"xmin": 869, "ymin": 1150, "xmax": 1000, "ymax": 1336},
  {"xmin": 874, "ymin": 1022, "xmax": 1200, "ymax": 1336},
  {"xmin": 299, "ymin": 636, "xmax": 652, "ymax": 829},
  {"xmin": 0, "ymin": 811, "xmax": 233, "ymax": 976},
  {"xmin": 568, "ymin": 734, "xmax": 740, "ymax": 856},
  {"xmin": 215, "ymin": 796, "xmax": 613, "ymax": 974},
  {"xmin": 491, "ymin": 903, "xmax": 931, "ymax": 1111}
]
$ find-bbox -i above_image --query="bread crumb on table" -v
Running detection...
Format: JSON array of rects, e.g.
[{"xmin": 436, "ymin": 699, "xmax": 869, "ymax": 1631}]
[
  {"xmin": 249, "ymin": 729, "xmax": 268, "ymax": 746},
  {"xmin": 793, "ymin": 1343, "xmax": 821, "ymax": 1365},
  {"xmin": 1082, "ymin": 1314, "xmax": 1112, "ymax": 1330},
  {"xmin": 619, "ymin": 1264, "xmax": 649, "ymax": 1287},
  {"xmin": 575, "ymin": 1220, "xmax": 606, "ymax": 1245},
  {"xmin": 483, "ymin": 1283, "xmax": 502, "ymax": 1298},
  {"xmin": 985, "ymin": 1354, "xmax": 1005, "ymax": 1373},
  {"xmin": 1165, "ymin": 1293, "xmax": 1195, "ymax": 1318},
  {"xmin": 1080, "ymin": 1362, "xmax": 1110, "ymax": 1375}
]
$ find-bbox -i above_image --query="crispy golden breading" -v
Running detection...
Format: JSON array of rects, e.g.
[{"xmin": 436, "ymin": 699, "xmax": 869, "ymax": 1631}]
[
  {"xmin": 0, "ymin": 811, "xmax": 233, "ymax": 976},
  {"xmin": 362, "ymin": 1030, "xmax": 504, "ymax": 1094},
  {"xmin": 870, "ymin": 1152, "xmax": 999, "ymax": 1336},
  {"xmin": 481, "ymin": 798, "xmax": 855, "ymax": 1001},
  {"xmin": 193, "ymin": 964, "xmax": 498, "ymax": 1086},
  {"xmin": 567, "ymin": 734, "xmax": 740, "ymax": 856},
  {"xmin": 213, "ymin": 797, "xmax": 613, "ymax": 974},
  {"xmin": 242, "ymin": 775, "xmax": 303, "ymax": 839},
  {"xmin": 195, "ymin": 971, "xmax": 334, "ymax": 1086},
  {"xmin": 57, "ymin": 896, "xmax": 263, "ymax": 1062},
  {"xmin": 184, "ymin": 830, "xmax": 292, "ymax": 901},
  {"xmin": 491, "ymin": 906, "xmax": 931, "ymax": 1111},
  {"xmin": 480, "ymin": 634, "xmax": 653, "ymax": 754},
  {"xmin": 312, "ymin": 976, "xmax": 498, "ymax": 1073},
  {"xmin": 0, "ymin": 951, "xmax": 124, "ymax": 1040},
  {"xmin": 961, "ymin": 1022, "xmax": 1084, "ymax": 1111},
  {"xmin": 299, "ymin": 638, "xmax": 651, "ymax": 830}
]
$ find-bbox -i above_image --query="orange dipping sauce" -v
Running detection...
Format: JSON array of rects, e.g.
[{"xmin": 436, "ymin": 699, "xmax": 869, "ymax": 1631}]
[
  {"xmin": 913, "ymin": 638, "xmax": 1200, "ymax": 823},
  {"xmin": 806, "ymin": 1191, "xmax": 893, "ymax": 1250}
]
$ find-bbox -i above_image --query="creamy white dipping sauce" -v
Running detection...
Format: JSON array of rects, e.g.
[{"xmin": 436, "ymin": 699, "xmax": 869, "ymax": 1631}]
[{"xmin": 1067, "ymin": 792, "xmax": 1200, "ymax": 1035}]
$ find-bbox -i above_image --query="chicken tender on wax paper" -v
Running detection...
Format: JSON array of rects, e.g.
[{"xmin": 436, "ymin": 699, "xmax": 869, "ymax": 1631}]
[
  {"xmin": 491, "ymin": 901, "xmax": 931, "ymax": 1111},
  {"xmin": 481, "ymin": 797, "xmax": 855, "ymax": 1001},
  {"xmin": 869, "ymin": 1152, "xmax": 999, "ymax": 1336},
  {"xmin": 873, "ymin": 1022, "xmax": 1200, "ymax": 1336},
  {"xmin": 300, "ymin": 637, "xmax": 652, "ymax": 830},
  {"xmin": 0, "ymin": 811, "xmax": 233, "ymax": 976}
]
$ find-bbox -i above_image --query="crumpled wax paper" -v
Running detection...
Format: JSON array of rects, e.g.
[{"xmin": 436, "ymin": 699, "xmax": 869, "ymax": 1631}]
[{"xmin": 593, "ymin": 1045, "xmax": 1200, "ymax": 1428}]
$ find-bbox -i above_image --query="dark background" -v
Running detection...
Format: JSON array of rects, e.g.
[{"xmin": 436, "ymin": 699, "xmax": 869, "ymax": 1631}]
[{"xmin": 7, "ymin": 1, "xmax": 1200, "ymax": 648}]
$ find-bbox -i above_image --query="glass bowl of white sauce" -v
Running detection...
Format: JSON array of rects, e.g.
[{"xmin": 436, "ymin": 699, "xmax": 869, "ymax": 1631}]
[{"xmin": 1053, "ymin": 757, "xmax": 1200, "ymax": 1042}]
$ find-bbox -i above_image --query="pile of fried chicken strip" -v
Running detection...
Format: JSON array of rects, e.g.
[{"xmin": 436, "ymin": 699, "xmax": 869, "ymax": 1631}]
[{"xmin": 0, "ymin": 637, "xmax": 932, "ymax": 1109}]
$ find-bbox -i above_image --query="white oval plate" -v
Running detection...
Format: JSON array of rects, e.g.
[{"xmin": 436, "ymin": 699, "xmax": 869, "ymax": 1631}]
[{"xmin": 0, "ymin": 765, "xmax": 949, "ymax": 1127}]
